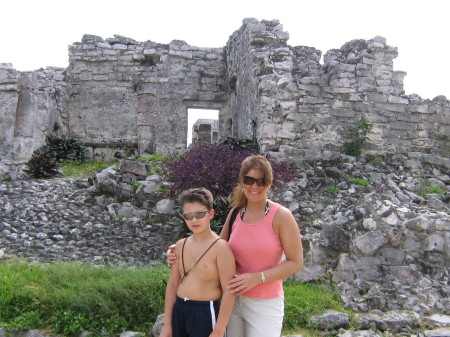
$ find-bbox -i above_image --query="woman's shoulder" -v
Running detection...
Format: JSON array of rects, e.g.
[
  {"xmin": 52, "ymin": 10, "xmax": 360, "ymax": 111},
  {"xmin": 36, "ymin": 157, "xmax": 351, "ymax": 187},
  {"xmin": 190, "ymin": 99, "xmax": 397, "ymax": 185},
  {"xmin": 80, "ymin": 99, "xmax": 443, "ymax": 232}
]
[{"xmin": 272, "ymin": 202, "xmax": 295, "ymax": 220}]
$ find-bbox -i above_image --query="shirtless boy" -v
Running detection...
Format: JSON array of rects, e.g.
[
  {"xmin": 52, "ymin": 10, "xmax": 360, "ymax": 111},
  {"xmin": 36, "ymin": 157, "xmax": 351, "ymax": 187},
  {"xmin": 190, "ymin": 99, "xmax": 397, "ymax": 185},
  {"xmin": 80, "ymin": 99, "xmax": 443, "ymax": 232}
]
[{"xmin": 160, "ymin": 187, "xmax": 236, "ymax": 337}]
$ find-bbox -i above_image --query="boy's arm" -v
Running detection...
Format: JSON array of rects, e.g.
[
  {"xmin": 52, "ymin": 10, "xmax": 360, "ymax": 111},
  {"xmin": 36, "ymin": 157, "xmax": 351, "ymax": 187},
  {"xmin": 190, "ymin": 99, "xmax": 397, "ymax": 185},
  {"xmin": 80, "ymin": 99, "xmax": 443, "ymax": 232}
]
[
  {"xmin": 160, "ymin": 242, "xmax": 182, "ymax": 337},
  {"xmin": 211, "ymin": 241, "xmax": 236, "ymax": 336}
]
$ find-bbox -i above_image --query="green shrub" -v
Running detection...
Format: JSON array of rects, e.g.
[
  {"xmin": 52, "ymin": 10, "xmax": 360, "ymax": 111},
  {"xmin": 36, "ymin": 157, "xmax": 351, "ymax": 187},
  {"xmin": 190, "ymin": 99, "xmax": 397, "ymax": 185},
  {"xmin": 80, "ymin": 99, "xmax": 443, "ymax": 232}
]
[
  {"xmin": 25, "ymin": 134, "xmax": 89, "ymax": 178},
  {"xmin": 342, "ymin": 118, "xmax": 372, "ymax": 157},
  {"xmin": 41, "ymin": 134, "xmax": 88, "ymax": 163}
]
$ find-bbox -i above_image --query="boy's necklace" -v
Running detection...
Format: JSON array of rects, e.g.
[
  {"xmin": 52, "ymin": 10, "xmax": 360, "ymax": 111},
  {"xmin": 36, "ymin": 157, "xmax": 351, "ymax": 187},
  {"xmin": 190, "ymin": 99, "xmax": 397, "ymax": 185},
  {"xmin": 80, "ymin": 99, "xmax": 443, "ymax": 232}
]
[{"xmin": 180, "ymin": 237, "xmax": 221, "ymax": 283}]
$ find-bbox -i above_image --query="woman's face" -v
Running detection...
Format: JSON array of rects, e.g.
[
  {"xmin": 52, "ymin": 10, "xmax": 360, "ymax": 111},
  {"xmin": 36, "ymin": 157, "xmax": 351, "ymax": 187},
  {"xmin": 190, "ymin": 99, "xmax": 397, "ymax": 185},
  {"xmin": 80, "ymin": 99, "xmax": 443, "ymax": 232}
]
[{"xmin": 241, "ymin": 168, "xmax": 270, "ymax": 203}]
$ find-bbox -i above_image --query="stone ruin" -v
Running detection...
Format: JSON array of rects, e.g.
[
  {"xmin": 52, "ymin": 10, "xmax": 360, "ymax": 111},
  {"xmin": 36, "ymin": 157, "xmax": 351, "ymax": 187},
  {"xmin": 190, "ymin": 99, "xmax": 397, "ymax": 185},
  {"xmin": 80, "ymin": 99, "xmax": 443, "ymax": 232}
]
[
  {"xmin": 0, "ymin": 18, "xmax": 449, "ymax": 178},
  {"xmin": 192, "ymin": 119, "xmax": 219, "ymax": 145}
]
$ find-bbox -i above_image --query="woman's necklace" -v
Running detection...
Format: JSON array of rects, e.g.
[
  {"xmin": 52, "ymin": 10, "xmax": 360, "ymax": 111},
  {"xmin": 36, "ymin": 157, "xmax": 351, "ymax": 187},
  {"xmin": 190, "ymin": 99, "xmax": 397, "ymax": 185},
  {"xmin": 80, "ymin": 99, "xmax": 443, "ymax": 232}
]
[{"xmin": 240, "ymin": 200, "xmax": 269, "ymax": 220}]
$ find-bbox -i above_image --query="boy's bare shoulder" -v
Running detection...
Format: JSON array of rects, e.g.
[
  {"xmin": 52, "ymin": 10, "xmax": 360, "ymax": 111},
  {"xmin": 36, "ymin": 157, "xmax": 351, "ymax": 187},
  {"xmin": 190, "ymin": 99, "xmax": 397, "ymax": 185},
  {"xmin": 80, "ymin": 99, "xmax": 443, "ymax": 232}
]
[
  {"xmin": 215, "ymin": 238, "xmax": 233, "ymax": 252},
  {"xmin": 174, "ymin": 238, "xmax": 187, "ymax": 250}
]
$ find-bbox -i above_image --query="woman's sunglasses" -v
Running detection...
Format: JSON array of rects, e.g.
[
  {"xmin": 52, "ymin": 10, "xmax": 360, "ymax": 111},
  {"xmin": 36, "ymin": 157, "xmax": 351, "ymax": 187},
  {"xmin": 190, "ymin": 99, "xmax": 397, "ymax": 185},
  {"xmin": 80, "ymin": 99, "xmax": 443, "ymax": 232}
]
[
  {"xmin": 243, "ymin": 175, "xmax": 266, "ymax": 186},
  {"xmin": 180, "ymin": 210, "xmax": 209, "ymax": 220}
]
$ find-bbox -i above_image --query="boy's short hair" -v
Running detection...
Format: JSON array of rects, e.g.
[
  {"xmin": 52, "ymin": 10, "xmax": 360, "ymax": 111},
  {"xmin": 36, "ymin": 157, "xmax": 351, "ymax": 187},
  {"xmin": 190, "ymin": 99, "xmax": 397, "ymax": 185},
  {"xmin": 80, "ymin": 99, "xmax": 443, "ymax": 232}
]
[{"xmin": 179, "ymin": 187, "xmax": 214, "ymax": 210}]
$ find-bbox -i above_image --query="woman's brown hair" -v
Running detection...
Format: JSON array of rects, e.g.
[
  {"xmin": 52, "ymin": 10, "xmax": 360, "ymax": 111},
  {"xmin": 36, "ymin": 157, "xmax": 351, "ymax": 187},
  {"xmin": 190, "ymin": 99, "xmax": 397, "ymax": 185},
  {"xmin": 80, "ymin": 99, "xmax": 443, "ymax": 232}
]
[{"xmin": 230, "ymin": 155, "xmax": 273, "ymax": 209}]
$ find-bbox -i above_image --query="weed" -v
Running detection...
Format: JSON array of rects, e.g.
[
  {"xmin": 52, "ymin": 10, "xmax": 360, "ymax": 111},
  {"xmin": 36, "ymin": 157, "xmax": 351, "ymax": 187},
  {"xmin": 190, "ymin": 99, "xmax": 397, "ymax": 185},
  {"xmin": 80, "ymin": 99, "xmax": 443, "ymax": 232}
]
[
  {"xmin": 426, "ymin": 186, "xmax": 446, "ymax": 195},
  {"xmin": 351, "ymin": 178, "xmax": 369, "ymax": 186},
  {"xmin": 367, "ymin": 154, "xmax": 383, "ymax": 164},
  {"xmin": 9, "ymin": 311, "xmax": 42, "ymax": 330},
  {"xmin": 326, "ymin": 187, "xmax": 341, "ymax": 196},
  {"xmin": 131, "ymin": 182, "xmax": 141, "ymax": 191},
  {"xmin": 2, "ymin": 174, "xmax": 11, "ymax": 181}
]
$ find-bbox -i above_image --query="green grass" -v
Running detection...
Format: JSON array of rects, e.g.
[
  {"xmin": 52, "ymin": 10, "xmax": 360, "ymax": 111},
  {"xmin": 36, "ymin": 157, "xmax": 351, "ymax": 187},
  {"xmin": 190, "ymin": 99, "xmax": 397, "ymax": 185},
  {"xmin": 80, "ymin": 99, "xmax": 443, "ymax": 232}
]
[
  {"xmin": 136, "ymin": 153, "xmax": 167, "ymax": 176},
  {"xmin": 426, "ymin": 185, "xmax": 446, "ymax": 195},
  {"xmin": 0, "ymin": 260, "xmax": 168, "ymax": 335},
  {"xmin": 283, "ymin": 281, "xmax": 346, "ymax": 333},
  {"xmin": 60, "ymin": 160, "xmax": 118, "ymax": 178},
  {"xmin": 0, "ymin": 260, "xmax": 347, "ymax": 336}
]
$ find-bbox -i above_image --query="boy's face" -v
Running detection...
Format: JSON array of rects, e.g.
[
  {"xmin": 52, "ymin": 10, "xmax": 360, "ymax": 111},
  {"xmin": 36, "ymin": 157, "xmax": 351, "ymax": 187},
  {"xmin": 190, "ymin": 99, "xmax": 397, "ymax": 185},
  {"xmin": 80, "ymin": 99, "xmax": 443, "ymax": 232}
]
[{"xmin": 181, "ymin": 202, "xmax": 214, "ymax": 233}]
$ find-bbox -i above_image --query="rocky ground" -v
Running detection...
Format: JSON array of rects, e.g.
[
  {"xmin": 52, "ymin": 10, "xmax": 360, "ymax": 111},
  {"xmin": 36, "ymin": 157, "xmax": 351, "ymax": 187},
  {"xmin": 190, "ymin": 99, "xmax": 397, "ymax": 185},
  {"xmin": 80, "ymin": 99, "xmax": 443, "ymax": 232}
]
[
  {"xmin": 1, "ymin": 153, "xmax": 450, "ymax": 336},
  {"xmin": 0, "ymin": 178, "xmax": 175, "ymax": 265}
]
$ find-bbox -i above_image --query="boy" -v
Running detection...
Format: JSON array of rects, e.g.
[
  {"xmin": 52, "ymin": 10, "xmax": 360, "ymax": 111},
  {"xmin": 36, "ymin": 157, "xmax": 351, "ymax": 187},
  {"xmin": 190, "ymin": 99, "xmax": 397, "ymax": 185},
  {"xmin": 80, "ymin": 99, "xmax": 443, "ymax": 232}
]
[{"xmin": 160, "ymin": 187, "xmax": 236, "ymax": 337}]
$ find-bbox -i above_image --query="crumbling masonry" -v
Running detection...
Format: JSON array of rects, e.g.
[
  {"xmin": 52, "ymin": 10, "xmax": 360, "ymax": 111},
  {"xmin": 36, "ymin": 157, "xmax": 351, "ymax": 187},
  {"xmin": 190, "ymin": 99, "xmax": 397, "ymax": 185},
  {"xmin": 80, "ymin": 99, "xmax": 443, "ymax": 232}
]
[{"xmin": 0, "ymin": 18, "xmax": 449, "ymax": 175}]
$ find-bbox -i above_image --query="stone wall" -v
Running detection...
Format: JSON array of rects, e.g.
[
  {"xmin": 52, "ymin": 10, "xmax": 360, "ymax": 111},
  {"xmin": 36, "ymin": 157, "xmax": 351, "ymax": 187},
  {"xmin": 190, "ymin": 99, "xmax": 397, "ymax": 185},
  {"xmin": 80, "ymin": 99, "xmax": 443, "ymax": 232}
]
[
  {"xmin": 0, "ymin": 18, "xmax": 449, "ymax": 170},
  {"xmin": 66, "ymin": 35, "xmax": 227, "ymax": 158},
  {"xmin": 0, "ymin": 63, "xmax": 67, "ymax": 171}
]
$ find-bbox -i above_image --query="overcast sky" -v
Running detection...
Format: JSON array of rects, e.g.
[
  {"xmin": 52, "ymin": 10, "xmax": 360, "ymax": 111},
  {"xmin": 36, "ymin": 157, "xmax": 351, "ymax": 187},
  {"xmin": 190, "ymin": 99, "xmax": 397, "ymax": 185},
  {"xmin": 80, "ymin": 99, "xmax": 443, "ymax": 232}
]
[{"xmin": 1, "ymin": 0, "xmax": 448, "ymax": 100}]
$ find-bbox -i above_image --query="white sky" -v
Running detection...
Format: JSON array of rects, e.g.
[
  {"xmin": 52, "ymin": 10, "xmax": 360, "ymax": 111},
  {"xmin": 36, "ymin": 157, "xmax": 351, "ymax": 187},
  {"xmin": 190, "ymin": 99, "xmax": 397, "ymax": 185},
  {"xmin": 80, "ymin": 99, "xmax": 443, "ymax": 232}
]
[{"xmin": 1, "ymin": 0, "xmax": 448, "ymax": 102}]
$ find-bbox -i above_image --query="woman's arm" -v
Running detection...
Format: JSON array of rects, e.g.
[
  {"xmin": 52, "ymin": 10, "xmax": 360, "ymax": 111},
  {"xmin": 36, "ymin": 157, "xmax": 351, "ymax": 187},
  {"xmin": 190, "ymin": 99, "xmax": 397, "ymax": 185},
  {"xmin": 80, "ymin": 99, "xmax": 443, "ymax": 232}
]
[{"xmin": 210, "ymin": 241, "xmax": 236, "ymax": 337}]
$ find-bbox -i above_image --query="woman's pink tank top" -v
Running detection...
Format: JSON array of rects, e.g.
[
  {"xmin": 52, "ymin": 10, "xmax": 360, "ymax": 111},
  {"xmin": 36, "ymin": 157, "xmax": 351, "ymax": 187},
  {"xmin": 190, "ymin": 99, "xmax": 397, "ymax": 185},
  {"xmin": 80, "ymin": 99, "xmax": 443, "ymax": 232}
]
[{"xmin": 228, "ymin": 202, "xmax": 283, "ymax": 298}]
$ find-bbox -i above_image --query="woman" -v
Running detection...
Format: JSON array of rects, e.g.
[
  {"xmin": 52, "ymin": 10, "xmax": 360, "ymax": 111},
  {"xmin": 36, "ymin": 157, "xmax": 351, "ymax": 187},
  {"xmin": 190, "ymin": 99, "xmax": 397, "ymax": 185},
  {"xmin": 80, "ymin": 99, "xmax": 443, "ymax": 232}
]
[{"xmin": 168, "ymin": 154, "xmax": 303, "ymax": 337}]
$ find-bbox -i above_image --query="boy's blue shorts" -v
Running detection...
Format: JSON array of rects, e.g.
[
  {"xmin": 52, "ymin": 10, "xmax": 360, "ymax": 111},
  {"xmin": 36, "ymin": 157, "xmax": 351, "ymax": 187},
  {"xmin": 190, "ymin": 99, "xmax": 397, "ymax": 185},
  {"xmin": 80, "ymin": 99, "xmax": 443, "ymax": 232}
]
[{"xmin": 172, "ymin": 296, "xmax": 221, "ymax": 337}]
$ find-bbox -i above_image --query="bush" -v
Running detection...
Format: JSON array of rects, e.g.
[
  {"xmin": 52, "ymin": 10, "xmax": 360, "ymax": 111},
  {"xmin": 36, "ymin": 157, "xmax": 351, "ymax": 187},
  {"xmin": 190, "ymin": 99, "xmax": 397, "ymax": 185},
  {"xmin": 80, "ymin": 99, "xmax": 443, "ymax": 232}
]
[
  {"xmin": 25, "ymin": 134, "xmax": 88, "ymax": 178},
  {"xmin": 163, "ymin": 142, "xmax": 293, "ymax": 199},
  {"xmin": 342, "ymin": 118, "xmax": 372, "ymax": 157},
  {"xmin": 25, "ymin": 152, "xmax": 61, "ymax": 178},
  {"xmin": 163, "ymin": 143, "xmax": 257, "ymax": 198},
  {"xmin": 41, "ymin": 134, "xmax": 88, "ymax": 163}
]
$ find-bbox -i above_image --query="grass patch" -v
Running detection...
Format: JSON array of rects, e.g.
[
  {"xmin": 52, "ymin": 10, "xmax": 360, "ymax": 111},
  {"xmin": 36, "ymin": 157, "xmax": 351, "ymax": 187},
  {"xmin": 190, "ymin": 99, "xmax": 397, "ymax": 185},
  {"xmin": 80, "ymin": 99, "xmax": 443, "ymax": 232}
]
[
  {"xmin": 426, "ymin": 185, "xmax": 446, "ymax": 195},
  {"xmin": 60, "ymin": 160, "xmax": 118, "ymax": 178},
  {"xmin": 283, "ymin": 281, "xmax": 345, "ymax": 333},
  {"xmin": 0, "ymin": 260, "xmax": 167, "ymax": 335},
  {"xmin": 0, "ymin": 261, "xmax": 346, "ymax": 336}
]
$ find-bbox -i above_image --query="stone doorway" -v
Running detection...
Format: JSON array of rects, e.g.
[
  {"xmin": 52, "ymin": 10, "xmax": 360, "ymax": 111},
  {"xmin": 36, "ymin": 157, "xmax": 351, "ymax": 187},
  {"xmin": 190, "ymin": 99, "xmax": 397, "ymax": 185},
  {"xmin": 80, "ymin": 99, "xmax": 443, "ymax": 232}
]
[{"xmin": 187, "ymin": 108, "xmax": 219, "ymax": 146}]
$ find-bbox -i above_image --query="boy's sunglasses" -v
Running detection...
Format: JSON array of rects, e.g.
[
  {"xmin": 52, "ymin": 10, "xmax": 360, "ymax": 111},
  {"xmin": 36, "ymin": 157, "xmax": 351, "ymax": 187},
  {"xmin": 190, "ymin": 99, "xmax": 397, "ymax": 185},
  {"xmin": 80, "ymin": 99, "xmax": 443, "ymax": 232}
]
[
  {"xmin": 243, "ymin": 175, "xmax": 266, "ymax": 186},
  {"xmin": 180, "ymin": 210, "xmax": 209, "ymax": 220}
]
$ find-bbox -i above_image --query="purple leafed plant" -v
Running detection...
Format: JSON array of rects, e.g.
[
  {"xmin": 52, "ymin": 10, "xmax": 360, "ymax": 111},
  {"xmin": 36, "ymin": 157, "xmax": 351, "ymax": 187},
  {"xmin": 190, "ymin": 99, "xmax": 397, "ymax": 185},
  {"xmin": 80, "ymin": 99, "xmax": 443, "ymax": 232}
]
[{"xmin": 163, "ymin": 143, "xmax": 293, "ymax": 198}]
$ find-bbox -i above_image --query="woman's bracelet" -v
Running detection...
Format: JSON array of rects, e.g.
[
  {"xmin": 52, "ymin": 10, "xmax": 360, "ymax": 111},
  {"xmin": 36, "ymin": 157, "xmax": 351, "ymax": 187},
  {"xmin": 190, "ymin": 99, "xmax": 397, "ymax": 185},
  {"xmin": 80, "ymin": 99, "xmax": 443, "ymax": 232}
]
[{"xmin": 260, "ymin": 271, "xmax": 266, "ymax": 283}]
